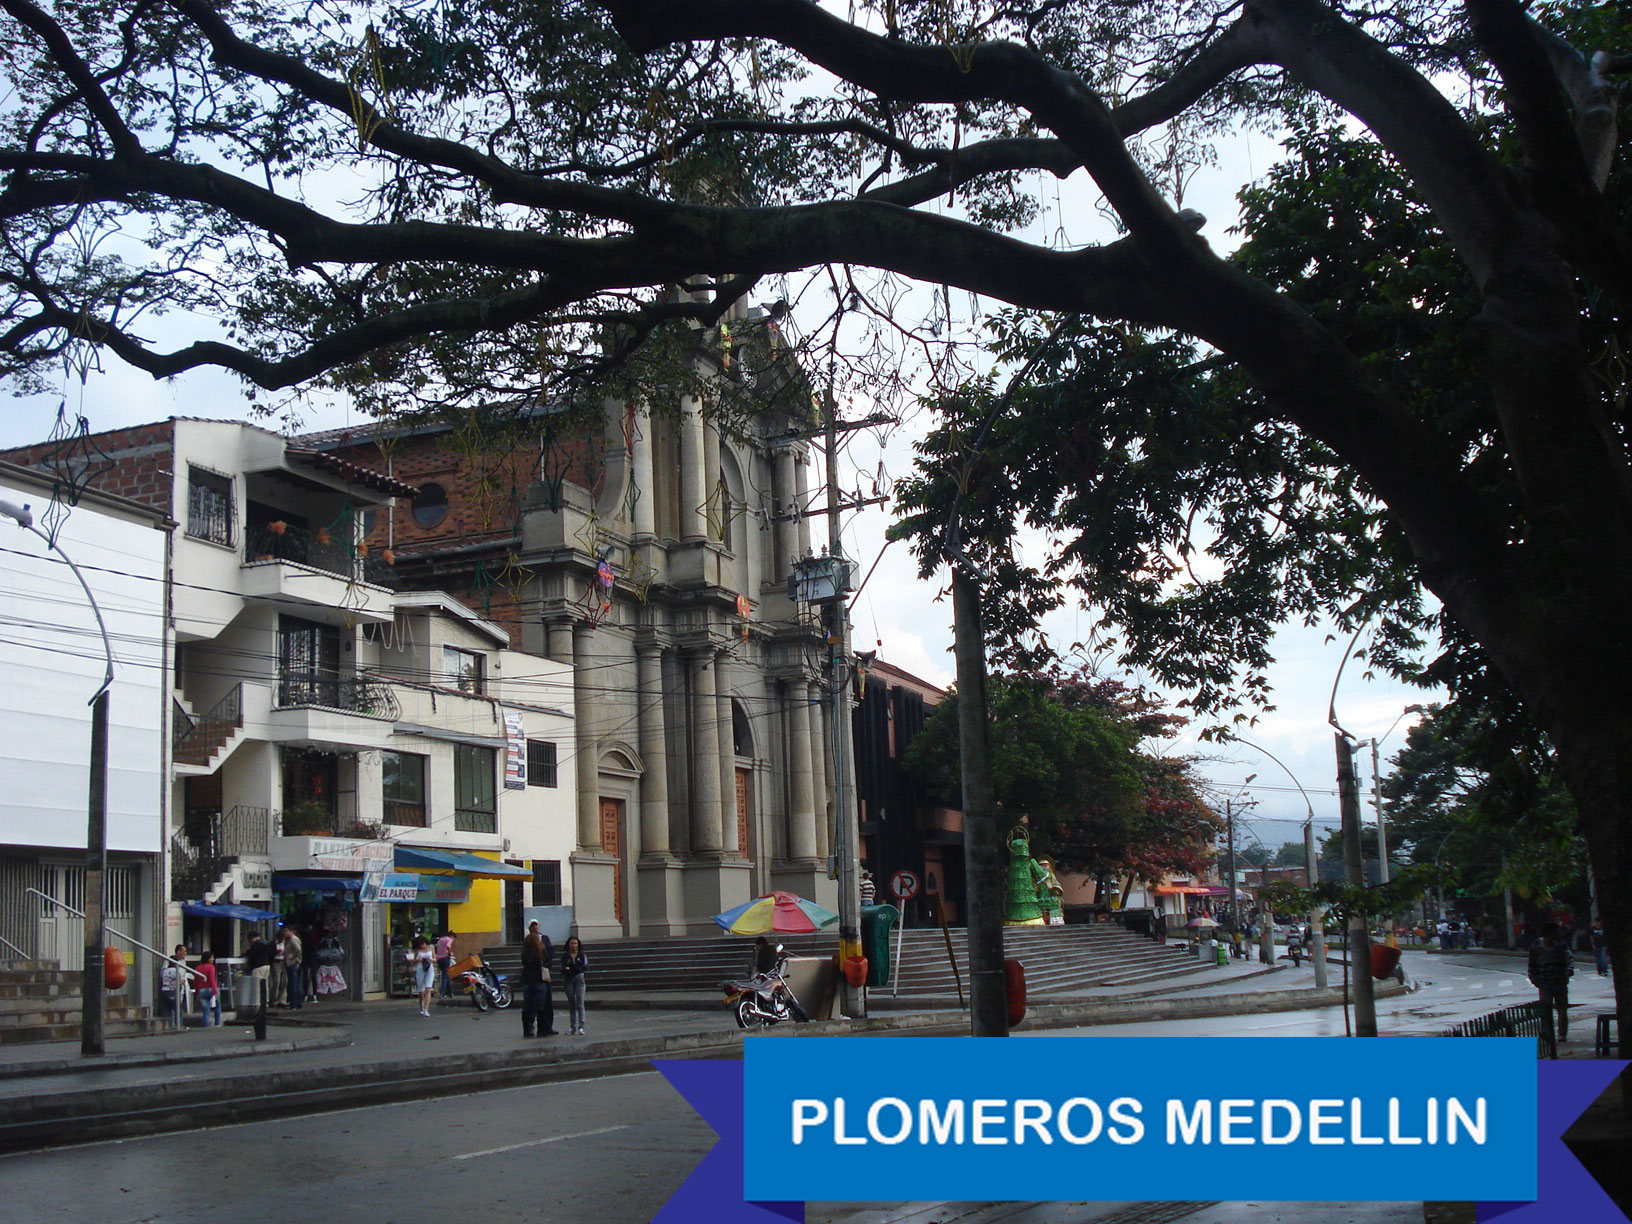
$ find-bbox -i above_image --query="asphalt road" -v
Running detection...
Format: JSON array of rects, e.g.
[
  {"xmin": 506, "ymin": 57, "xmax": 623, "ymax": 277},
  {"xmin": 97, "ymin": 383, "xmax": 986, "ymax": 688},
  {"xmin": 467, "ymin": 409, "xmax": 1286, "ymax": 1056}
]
[
  {"xmin": 0, "ymin": 1068, "xmax": 713, "ymax": 1224},
  {"xmin": 4, "ymin": 951, "xmax": 1608, "ymax": 1224}
]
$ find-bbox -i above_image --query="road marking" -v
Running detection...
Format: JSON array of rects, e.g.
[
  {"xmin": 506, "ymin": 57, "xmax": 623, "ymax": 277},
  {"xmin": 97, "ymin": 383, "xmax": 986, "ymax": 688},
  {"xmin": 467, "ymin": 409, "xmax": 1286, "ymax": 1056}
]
[{"xmin": 455, "ymin": 1124, "xmax": 629, "ymax": 1160}]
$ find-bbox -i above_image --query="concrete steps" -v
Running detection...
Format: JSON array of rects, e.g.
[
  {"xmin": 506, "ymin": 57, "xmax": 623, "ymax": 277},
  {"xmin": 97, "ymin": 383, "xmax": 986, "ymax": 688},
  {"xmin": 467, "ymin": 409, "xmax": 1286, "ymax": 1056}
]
[
  {"xmin": 482, "ymin": 923, "xmax": 1219, "ymax": 998},
  {"xmin": 0, "ymin": 959, "xmax": 160, "ymax": 1045}
]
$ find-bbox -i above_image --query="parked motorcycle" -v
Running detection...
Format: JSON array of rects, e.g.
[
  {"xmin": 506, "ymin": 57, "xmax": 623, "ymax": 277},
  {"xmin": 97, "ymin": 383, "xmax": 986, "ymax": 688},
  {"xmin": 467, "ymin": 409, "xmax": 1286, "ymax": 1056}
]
[
  {"xmin": 455, "ymin": 956, "xmax": 513, "ymax": 1011},
  {"xmin": 721, "ymin": 946, "xmax": 807, "ymax": 1028}
]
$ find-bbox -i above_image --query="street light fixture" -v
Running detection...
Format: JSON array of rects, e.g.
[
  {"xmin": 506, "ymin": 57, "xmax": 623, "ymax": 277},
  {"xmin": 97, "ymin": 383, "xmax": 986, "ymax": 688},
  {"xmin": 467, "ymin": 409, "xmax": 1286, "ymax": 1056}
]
[
  {"xmin": 1226, "ymin": 733, "xmax": 1329, "ymax": 990},
  {"xmin": 1353, "ymin": 703, "xmax": 1425, "ymax": 885},
  {"xmin": 0, "ymin": 498, "xmax": 114, "ymax": 1057}
]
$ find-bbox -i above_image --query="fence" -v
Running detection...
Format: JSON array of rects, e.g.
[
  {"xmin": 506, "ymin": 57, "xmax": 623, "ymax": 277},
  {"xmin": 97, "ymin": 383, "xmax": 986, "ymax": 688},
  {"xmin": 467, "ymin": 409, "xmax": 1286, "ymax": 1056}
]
[{"xmin": 1442, "ymin": 1000, "xmax": 1550, "ymax": 1055}]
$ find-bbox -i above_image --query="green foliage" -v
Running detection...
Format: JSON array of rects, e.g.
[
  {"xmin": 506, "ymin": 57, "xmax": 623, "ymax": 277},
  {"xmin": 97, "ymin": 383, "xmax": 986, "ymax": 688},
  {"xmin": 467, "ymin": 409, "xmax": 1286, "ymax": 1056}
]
[
  {"xmin": 1261, "ymin": 863, "xmax": 1436, "ymax": 923},
  {"xmin": 902, "ymin": 670, "xmax": 1221, "ymax": 882}
]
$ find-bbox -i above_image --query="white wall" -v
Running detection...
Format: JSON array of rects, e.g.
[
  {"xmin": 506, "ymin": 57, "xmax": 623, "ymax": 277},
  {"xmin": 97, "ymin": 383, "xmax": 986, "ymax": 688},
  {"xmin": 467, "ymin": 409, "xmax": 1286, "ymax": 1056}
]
[{"xmin": 0, "ymin": 478, "xmax": 168, "ymax": 852}]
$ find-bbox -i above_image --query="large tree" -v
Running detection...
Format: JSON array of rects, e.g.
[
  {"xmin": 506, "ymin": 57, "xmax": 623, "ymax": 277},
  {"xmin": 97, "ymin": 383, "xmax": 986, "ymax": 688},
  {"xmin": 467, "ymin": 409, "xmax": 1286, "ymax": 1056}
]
[{"xmin": 4, "ymin": 0, "xmax": 1632, "ymax": 1045}]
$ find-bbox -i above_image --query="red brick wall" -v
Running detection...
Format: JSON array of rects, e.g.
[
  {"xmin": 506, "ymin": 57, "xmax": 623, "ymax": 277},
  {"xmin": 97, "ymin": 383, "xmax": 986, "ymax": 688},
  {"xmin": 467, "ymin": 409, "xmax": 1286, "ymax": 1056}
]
[{"xmin": 0, "ymin": 420, "xmax": 175, "ymax": 513}]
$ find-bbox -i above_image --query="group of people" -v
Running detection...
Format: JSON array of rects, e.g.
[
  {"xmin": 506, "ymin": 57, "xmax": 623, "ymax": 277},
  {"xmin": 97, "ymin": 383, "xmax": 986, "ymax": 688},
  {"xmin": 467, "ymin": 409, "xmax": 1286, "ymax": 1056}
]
[
  {"xmin": 519, "ymin": 921, "xmax": 589, "ymax": 1038},
  {"xmin": 241, "ymin": 926, "xmax": 308, "ymax": 1009},
  {"xmin": 157, "ymin": 945, "xmax": 222, "ymax": 1029}
]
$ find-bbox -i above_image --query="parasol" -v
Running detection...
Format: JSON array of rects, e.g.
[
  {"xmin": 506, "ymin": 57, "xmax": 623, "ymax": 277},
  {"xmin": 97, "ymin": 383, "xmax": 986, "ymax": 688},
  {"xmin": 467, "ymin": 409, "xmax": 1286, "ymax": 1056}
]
[{"xmin": 713, "ymin": 891, "xmax": 839, "ymax": 935}]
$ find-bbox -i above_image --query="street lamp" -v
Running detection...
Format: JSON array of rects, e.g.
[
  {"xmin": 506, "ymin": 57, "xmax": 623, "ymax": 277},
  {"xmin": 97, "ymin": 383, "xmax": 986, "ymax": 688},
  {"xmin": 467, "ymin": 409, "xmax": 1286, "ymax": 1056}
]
[
  {"xmin": 1352, "ymin": 704, "xmax": 1424, "ymax": 885},
  {"xmin": 1226, "ymin": 733, "xmax": 1329, "ymax": 990},
  {"xmin": 1220, "ymin": 775, "xmax": 1255, "ymax": 954},
  {"xmin": 0, "ymin": 498, "xmax": 113, "ymax": 1057}
]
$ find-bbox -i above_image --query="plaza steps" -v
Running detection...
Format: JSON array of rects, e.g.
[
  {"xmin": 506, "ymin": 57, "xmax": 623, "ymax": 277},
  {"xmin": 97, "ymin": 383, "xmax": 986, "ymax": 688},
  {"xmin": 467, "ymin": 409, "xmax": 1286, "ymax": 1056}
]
[
  {"xmin": 482, "ymin": 923, "xmax": 1216, "ymax": 1000},
  {"xmin": 0, "ymin": 959, "xmax": 161, "ymax": 1045}
]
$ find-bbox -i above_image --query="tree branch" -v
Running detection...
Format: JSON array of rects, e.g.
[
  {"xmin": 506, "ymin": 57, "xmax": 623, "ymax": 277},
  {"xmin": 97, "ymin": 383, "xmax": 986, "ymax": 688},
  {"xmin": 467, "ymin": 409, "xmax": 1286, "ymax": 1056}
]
[{"xmin": 0, "ymin": 0, "xmax": 143, "ymax": 157}]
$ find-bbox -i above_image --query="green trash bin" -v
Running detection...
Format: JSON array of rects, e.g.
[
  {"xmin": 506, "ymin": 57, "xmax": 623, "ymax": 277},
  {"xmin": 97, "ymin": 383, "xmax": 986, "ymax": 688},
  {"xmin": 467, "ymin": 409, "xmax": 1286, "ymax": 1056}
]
[{"xmin": 861, "ymin": 904, "xmax": 901, "ymax": 988}]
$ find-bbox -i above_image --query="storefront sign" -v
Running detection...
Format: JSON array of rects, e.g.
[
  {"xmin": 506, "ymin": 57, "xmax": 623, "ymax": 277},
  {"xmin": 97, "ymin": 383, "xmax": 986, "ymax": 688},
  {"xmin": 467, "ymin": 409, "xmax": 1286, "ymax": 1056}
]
[
  {"xmin": 414, "ymin": 874, "xmax": 471, "ymax": 904},
  {"xmin": 360, "ymin": 872, "xmax": 421, "ymax": 903},
  {"xmin": 308, "ymin": 838, "xmax": 393, "ymax": 873},
  {"xmin": 503, "ymin": 709, "xmax": 526, "ymax": 789}
]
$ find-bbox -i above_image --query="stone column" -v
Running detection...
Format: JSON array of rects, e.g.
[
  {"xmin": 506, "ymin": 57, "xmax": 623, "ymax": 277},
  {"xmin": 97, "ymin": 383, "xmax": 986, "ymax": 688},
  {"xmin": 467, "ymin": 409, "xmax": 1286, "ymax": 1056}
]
[
  {"xmin": 717, "ymin": 659, "xmax": 738, "ymax": 856},
  {"xmin": 786, "ymin": 680, "xmax": 818, "ymax": 861},
  {"xmin": 794, "ymin": 446, "xmax": 813, "ymax": 556},
  {"xmin": 680, "ymin": 395, "xmax": 706, "ymax": 542},
  {"xmin": 812, "ymin": 683, "xmax": 832, "ymax": 860},
  {"xmin": 774, "ymin": 445, "xmax": 798, "ymax": 576},
  {"xmin": 689, "ymin": 648, "xmax": 724, "ymax": 854},
  {"xmin": 572, "ymin": 622, "xmax": 600, "ymax": 849},
  {"xmin": 636, "ymin": 640, "xmax": 669, "ymax": 854},
  {"xmin": 546, "ymin": 618, "xmax": 574, "ymax": 666},
  {"xmin": 630, "ymin": 406, "xmax": 656, "ymax": 540},
  {"xmin": 704, "ymin": 423, "xmax": 722, "ymax": 543}
]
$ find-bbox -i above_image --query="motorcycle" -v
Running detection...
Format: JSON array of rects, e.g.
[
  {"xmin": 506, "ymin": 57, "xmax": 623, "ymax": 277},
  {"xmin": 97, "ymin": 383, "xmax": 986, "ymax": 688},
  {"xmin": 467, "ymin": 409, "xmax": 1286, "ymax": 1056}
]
[
  {"xmin": 454, "ymin": 955, "xmax": 513, "ymax": 1011},
  {"xmin": 721, "ymin": 946, "xmax": 808, "ymax": 1028}
]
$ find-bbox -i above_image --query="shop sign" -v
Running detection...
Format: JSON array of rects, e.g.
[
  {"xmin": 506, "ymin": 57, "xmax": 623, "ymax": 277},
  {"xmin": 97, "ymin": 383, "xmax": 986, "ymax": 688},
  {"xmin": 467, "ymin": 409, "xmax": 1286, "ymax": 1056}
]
[
  {"xmin": 308, "ymin": 839, "xmax": 393, "ymax": 873},
  {"xmin": 503, "ymin": 709, "xmax": 526, "ymax": 789},
  {"xmin": 414, "ymin": 874, "xmax": 471, "ymax": 904},
  {"xmin": 360, "ymin": 872, "xmax": 421, "ymax": 903}
]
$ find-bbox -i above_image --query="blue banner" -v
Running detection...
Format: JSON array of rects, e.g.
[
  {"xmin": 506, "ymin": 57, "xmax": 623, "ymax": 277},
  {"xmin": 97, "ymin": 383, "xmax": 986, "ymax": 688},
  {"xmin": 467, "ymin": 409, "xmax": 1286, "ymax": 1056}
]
[{"xmin": 653, "ymin": 1040, "xmax": 1626, "ymax": 1222}]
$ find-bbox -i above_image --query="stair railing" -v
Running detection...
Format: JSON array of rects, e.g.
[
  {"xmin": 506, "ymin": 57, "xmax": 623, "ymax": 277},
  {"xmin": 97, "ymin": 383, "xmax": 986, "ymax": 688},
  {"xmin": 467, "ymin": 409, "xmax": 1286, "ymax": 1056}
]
[
  {"xmin": 0, "ymin": 930, "xmax": 29, "ymax": 959},
  {"xmin": 25, "ymin": 887, "xmax": 194, "ymax": 979},
  {"xmin": 173, "ymin": 683, "xmax": 243, "ymax": 762}
]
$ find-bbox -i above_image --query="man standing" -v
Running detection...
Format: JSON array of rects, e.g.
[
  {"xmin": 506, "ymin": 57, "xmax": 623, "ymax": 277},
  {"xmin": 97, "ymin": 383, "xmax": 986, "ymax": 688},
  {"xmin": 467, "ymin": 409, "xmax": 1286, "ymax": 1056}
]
[
  {"xmin": 519, "ymin": 921, "xmax": 556, "ymax": 1038},
  {"xmin": 1528, "ymin": 921, "xmax": 1574, "ymax": 1057},
  {"xmin": 1591, "ymin": 919, "xmax": 1609, "ymax": 977},
  {"xmin": 244, "ymin": 930, "xmax": 276, "ymax": 1014},
  {"xmin": 281, "ymin": 926, "xmax": 303, "ymax": 1011},
  {"xmin": 435, "ymin": 930, "xmax": 456, "ymax": 999}
]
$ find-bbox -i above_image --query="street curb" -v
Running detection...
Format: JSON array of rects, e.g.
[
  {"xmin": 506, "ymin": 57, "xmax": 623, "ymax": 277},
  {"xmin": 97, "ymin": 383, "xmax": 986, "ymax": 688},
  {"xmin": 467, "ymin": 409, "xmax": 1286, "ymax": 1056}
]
[
  {"xmin": 0, "ymin": 982, "xmax": 1405, "ymax": 1153},
  {"xmin": 0, "ymin": 1026, "xmax": 749, "ymax": 1154},
  {"xmin": 0, "ymin": 1023, "xmax": 351, "ymax": 1080}
]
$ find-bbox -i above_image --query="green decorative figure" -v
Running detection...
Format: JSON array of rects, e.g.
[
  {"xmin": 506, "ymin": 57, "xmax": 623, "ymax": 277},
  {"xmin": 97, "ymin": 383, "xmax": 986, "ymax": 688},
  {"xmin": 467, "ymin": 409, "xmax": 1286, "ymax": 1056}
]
[
  {"xmin": 1005, "ymin": 826, "xmax": 1047, "ymax": 926},
  {"xmin": 1036, "ymin": 857, "xmax": 1065, "ymax": 924}
]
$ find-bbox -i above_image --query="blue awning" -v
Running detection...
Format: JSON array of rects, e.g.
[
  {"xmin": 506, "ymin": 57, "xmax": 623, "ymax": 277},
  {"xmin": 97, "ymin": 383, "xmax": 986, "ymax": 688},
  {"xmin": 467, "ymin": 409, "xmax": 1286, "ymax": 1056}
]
[
  {"xmin": 273, "ymin": 874, "xmax": 364, "ymax": 893},
  {"xmin": 393, "ymin": 846, "xmax": 529, "ymax": 879},
  {"xmin": 182, "ymin": 902, "xmax": 281, "ymax": 923}
]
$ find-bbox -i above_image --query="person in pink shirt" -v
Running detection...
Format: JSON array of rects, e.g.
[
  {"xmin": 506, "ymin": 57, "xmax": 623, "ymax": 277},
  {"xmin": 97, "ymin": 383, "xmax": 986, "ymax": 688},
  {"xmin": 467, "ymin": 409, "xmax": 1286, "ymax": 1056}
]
[
  {"xmin": 435, "ymin": 930, "xmax": 456, "ymax": 999},
  {"xmin": 191, "ymin": 950, "xmax": 221, "ymax": 1026}
]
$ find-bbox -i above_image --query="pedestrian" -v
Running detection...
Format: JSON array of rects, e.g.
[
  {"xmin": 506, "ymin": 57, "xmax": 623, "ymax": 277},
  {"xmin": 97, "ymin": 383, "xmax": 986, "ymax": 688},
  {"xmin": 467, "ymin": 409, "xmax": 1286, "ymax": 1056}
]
[
  {"xmin": 407, "ymin": 935, "xmax": 436, "ymax": 1016},
  {"xmin": 435, "ymin": 929, "xmax": 456, "ymax": 998},
  {"xmin": 520, "ymin": 920, "xmax": 556, "ymax": 1037},
  {"xmin": 280, "ymin": 926, "xmax": 304, "ymax": 1011},
  {"xmin": 192, "ymin": 950, "xmax": 221, "ymax": 1027},
  {"xmin": 561, "ymin": 936, "xmax": 588, "ymax": 1036},
  {"xmin": 1591, "ymin": 919, "xmax": 1608, "ymax": 977},
  {"xmin": 301, "ymin": 921, "xmax": 321, "ymax": 1003},
  {"xmin": 1528, "ymin": 920, "xmax": 1574, "ymax": 1056},
  {"xmin": 159, "ymin": 944, "xmax": 189, "ymax": 1030},
  {"xmin": 268, "ymin": 926, "xmax": 287, "ymax": 1006},
  {"xmin": 752, "ymin": 935, "xmax": 778, "ymax": 975},
  {"xmin": 243, "ymin": 929, "xmax": 276, "ymax": 1013}
]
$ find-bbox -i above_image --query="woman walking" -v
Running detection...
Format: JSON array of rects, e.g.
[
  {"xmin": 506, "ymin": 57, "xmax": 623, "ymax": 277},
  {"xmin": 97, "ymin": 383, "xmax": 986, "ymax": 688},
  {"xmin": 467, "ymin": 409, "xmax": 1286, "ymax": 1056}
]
[
  {"xmin": 561, "ymin": 937, "xmax": 588, "ymax": 1036},
  {"xmin": 408, "ymin": 935, "xmax": 436, "ymax": 1016}
]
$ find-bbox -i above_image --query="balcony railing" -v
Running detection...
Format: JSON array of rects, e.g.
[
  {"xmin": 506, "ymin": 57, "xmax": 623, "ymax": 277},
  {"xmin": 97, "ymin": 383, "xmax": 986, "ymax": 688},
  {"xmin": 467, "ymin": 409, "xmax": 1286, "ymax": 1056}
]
[
  {"xmin": 244, "ymin": 521, "xmax": 396, "ymax": 588},
  {"xmin": 275, "ymin": 672, "xmax": 401, "ymax": 721},
  {"xmin": 170, "ymin": 805, "xmax": 270, "ymax": 901}
]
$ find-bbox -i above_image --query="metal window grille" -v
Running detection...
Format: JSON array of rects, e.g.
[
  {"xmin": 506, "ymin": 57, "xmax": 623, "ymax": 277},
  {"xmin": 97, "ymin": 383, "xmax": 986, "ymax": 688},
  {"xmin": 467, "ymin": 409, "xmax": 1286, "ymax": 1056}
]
[
  {"xmin": 526, "ymin": 740, "xmax": 558, "ymax": 788},
  {"xmin": 186, "ymin": 468, "xmax": 235, "ymax": 546}
]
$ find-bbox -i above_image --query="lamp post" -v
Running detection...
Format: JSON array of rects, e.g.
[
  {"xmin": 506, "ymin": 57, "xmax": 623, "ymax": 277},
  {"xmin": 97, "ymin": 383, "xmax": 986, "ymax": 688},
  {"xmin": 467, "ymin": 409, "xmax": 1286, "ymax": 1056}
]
[
  {"xmin": 1227, "ymin": 734, "xmax": 1328, "ymax": 990},
  {"xmin": 1328, "ymin": 626, "xmax": 1377, "ymax": 1036},
  {"xmin": 1352, "ymin": 704, "xmax": 1424, "ymax": 885},
  {"xmin": 1222, "ymin": 776, "xmax": 1255, "ymax": 955},
  {"xmin": 0, "ymin": 498, "xmax": 113, "ymax": 1057}
]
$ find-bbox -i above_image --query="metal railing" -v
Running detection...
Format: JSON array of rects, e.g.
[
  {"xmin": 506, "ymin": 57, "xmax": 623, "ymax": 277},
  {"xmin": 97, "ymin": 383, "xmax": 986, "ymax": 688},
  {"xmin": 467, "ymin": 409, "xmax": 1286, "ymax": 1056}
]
[
  {"xmin": 172, "ymin": 697, "xmax": 196, "ymax": 750},
  {"xmin": 173, "ymin": 684, "xmax": 243, "ymax": 763},
  {"xmin": 1442, "ymin": 1000, "xmax": 1550, "ymax": 1056},
  {"xmin": 26, "ymin": 886, "xmax": 192, "ymax": 979},
  {"xmin": 172, "ymin": 805, "xmax": 271, "ymax": 900},
  {"xmin": 275, "ymin": 672, "xmax": 400, "ymax": 720},
  {"xmin": 0, "ymin": 930, "xmax": 29, "ymax": 959},
  {"xmin": 244, "ymin": 521, "xmax": 395, "ymax": 588}
]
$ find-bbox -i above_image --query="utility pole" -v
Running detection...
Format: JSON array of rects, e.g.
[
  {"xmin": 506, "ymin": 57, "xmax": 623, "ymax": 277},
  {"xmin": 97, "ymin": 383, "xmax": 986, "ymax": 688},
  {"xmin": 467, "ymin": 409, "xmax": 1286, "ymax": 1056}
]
[
  {"xmin": 823, "ymin": 393, "xmax": 866, "ymax": 1020},
  {"xmin": 951, "ymin": 569, "xmax": 1006, "ymax": 1036},
  {"xmin": 1336, "ymin": 733, "xmax": 1377, "ymax": 1036},
  {"xmin": 1224, "ymin": 800, "xmax": 1238, "ymax": 949},
  {"xmin": 1305, "ymin": 818, "xmax": 1329, "ymax": 990},
  {"xmin": 1368, "ymin": 738, "xmax": 1391, "ymax": 885}
]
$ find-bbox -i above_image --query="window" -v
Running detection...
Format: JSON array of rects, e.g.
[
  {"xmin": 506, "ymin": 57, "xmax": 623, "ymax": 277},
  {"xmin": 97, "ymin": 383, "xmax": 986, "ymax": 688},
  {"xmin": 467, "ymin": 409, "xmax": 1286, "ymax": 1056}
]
[
  {"xmin": 412, "ymin": 482, "xmax": 448, "ymax": 528},
  {"xmin": 442, "ymin": 645, "xmax": 486, "ymax": 694},
  {"xmin": 277, "ymin": 616, "xmax": 341, "ymax": 707},
  {"xmin": 453, "ymin": 743, "xmax": 497, "ymax": 833},
  {"xmin": 186, "ymin": 467, "xmax": 234, "ymax": 546},
  {"xmin": 381, "ymin": 751, "xmax": 426, "ymax": 827},
  {"xmin": 533, "ymin": 860, "xmax": 561, "ymax": 906},
  {"xmin": 526, "ymin": 740, "xmax": 558, "ymax": 788}
]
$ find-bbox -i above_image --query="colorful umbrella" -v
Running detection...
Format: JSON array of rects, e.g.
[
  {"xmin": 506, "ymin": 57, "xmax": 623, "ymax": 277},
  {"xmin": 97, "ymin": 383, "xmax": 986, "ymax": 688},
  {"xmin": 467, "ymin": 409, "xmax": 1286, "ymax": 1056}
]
[
  {"xmin": 1185, "ymin": 916, "xmax": 1220, "ymax": 929},
  {"xmin": 713, "ymin": 891, "xmax": 839, "ymax": 935}
]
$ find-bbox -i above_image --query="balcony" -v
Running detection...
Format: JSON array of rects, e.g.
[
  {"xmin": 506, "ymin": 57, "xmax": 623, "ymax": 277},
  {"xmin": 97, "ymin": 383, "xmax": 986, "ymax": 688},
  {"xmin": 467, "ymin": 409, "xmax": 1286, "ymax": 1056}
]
[
  {"xmin": 241, "ymin": 522, "xmax": 395, "ymax": 620},
  {"xmin": 266, "ymin": 673, "xmax": 399, "ymax": 752}
]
